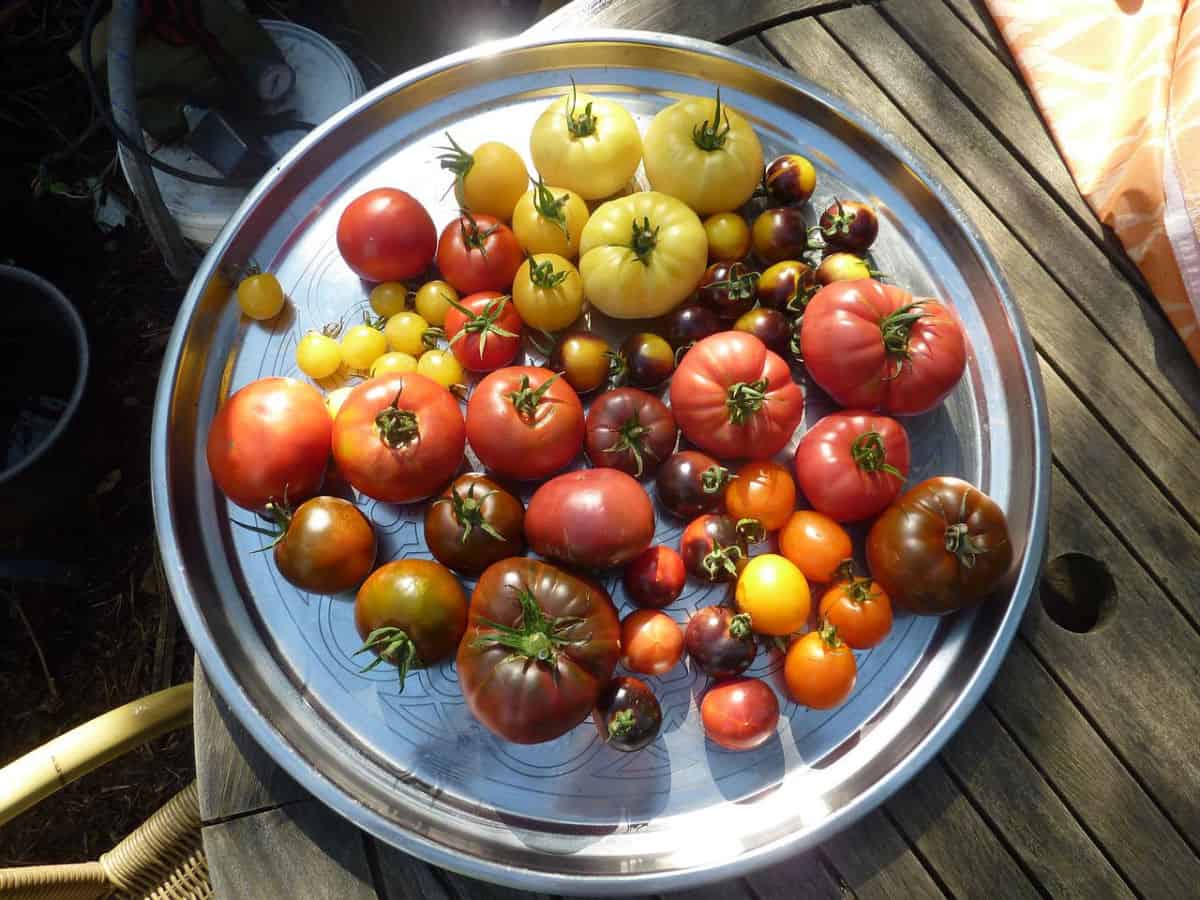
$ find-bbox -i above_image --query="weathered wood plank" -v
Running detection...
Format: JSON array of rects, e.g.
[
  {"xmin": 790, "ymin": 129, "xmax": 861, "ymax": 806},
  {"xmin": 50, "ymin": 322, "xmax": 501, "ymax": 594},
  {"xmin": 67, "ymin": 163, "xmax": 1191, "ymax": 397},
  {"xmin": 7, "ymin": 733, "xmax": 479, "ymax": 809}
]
[
  {"xmin": 940, "ymin": 0, "xmax": 1007, "ymax": 57},
  {"xmin": 202, "ymin": 800, "xmax": 377, "ymax": 900},
  {"xmin": 193, "ymin": 663, "xmax": 307, "ymax": 822},
  {"xmin": 884, "ymin": 761, "xmax": 1040, "ymax": 899},
  {"xmin": 370, "ymin": 842, "xmax": 454, "ymax": 900},
  {"xmin": 743, "ymin": 852, "xmax": 848, "ymax": 899},
  {"xmin": 988, "ymin": 639, "xmax": 1200, "ymax": 896},
  {"xmin": 822, "ymin": 808, "xmax": 945, "ymax": 899},
  {"xmin": 438, "ymin": 869, "xmax": 553, "ymax": 900}
]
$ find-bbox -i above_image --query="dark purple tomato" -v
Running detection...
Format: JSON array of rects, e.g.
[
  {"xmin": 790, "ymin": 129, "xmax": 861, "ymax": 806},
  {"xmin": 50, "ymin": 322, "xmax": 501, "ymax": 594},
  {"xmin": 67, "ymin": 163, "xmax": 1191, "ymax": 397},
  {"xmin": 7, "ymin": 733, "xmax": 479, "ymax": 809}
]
[
  {"xmin": 756, "ymin": 259, "xmax": 816, "ymax": 313},
  {"xmin": 593, "ymin": 676, "xmax": 663, "ymax": 752},
  {"xmin": 666, "ymin": 304, "xmax": 722, "ymax": 351},
  {"xmin": 685, "ymin": 606, "xmax": 757, "ymax": 679},
  {"xmin": 733, "ymin": 307, "xmax": 791, "ymax": 356},
  {"xmin": 751, "ymin": 207, "xmax": 810, "ymax": 265},
  {"xmin": 764, "ymin": 154, "xmax": 817, "ymax": 206},
  {"xmin": 680, "ymin": 514, "xmax": 749, "ymax": 583},
  {"xmin": 815, "ymin": 252, "xmax": 874, "ymax": 286},
  {"xmin": 585, "ymin": 388, "xmax": 678, "ymax": 478},
  {"xmin": 655, "ymin": 450, "xmax": 732, "ymax": 520},
  {"xmin": 818, "ymin": 200, "xmax": 879, "ymax": 252},
  {"xmin": 623, "ymin": 545, "xmax": 687, "ymax": 609},
  {"xmin": 698, "ymin": 261, "xmax": 759, "ymax": 320},
  {"xmin": 613, "ymin": 332, "xmax": 675, "ymax": 389}
]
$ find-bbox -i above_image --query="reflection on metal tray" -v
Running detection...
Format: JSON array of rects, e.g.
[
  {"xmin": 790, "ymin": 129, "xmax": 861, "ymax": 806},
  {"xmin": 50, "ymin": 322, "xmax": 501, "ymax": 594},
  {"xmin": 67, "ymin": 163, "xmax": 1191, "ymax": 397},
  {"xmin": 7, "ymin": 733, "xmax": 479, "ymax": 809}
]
[{"xmin": 152, "ymin": 31, "xmax": 1049, "ymax": 896}]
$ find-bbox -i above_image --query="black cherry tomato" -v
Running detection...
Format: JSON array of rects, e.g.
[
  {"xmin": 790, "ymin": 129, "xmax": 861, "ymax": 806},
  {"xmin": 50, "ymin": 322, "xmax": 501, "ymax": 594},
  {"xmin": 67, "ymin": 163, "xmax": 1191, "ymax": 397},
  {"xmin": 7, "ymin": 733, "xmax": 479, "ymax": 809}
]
[{"xmin": 593, "ymin": 676, "xmax": 663, "ymax": 752}]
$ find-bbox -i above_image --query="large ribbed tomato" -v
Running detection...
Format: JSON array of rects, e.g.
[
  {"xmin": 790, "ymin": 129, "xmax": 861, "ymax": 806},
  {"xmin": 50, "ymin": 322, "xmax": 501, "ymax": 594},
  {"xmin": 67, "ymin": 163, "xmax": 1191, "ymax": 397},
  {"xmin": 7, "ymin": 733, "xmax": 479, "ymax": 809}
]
[{"xmin": 794, "ymin": 411, "xmax": 911, "ymax": 522}]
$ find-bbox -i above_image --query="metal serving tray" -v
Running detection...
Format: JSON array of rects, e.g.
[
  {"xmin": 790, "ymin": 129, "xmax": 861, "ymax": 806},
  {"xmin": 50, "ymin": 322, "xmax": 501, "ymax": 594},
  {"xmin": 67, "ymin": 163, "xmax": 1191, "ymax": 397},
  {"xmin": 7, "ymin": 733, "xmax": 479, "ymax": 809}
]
[{"xmin": 152, "ymin": 31, "xmax": 1049, "ymax": 895}]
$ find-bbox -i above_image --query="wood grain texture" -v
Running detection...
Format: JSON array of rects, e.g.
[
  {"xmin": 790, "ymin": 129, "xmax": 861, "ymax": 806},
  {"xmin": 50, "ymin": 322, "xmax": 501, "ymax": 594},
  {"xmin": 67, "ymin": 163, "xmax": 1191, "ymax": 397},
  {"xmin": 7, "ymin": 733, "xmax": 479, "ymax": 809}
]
[
  {"xmin": 202, "ymin": 800, "xmax": 377, "ymax": 900},
  {"xmin": 371, "ymin": 843, "xmax": 455, "ymax": 900},
  {"xmin": 940, "ymin": 0, "xmax": 1007, "ymax": 57},
  {"xmin": 822, "ymin": 808, "xmax": 945, "ymax": 899},
  {"xmin": 988, "ymin": 639, "xmax": 1200, "ymax": 896},
  {"xmin": 743, "ymin": 852, "xmax": 849, "ymax": 900},
  {"xmin": 530, "ymin": 0, "xmax": 836, "ymax": 43}
]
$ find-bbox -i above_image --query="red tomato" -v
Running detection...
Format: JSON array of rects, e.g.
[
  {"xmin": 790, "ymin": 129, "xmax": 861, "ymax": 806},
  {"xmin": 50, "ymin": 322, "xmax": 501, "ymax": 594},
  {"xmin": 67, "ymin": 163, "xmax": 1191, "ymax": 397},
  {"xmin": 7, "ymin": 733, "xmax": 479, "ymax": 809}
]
[
  {"xmin": 801, "ymin": 279, "xmax": 967, "ymax": 415},
  {"xmin": 783, "ymin": 625, "xmax": 857, "ymax": 709},
  {"xmin": 819, "ymin": 573, "xmax": 893, "ymax": 649},
  {"xmin": 331, "ymin": 373, "xmax": 466, "ymax": 503},
  {"xmin": 336, "ymin": 188, "xmax": 436, "ymax": 282},
  {"xmin": 670, "ymin": 332, "xmax": 805, "ymax": 460},
  {"xmin": 525, "ymin": 469, "xmax": 655, "ymax": 569},
  {"xmin": 445, "ymin": 291, "xmax": 523, "ymax": 372},
  {"xmin": 794, "ymin": 411, "xmax": 910, "ymax": 522},
  {"xmin": 620, "ymin": 610, "xmax": 684, "ymax": 676},
  {"xmin": 206, "ymin": 377, "xmax": 330, "ymax": 510},
  {"xmin": 436, "ymin": 212, "xmax": 523, "ymax": 294},
  {"xmin": 465, "ymin": 366, "xmax": 584, "ymax": 480},
  {"xmin": 700, "ymin": 678, "xmax": 779, "ymax": 751},
  {"xmin": 724, "ymin": 460, "xmax": 796, "ymax": 531},
  {"xmin": 623, "ymin": 546, "xmax": 686, "ymax": 609},
  {"xmin": 585, "ymin": 388, "xmax": 678, "ymax": 478}
]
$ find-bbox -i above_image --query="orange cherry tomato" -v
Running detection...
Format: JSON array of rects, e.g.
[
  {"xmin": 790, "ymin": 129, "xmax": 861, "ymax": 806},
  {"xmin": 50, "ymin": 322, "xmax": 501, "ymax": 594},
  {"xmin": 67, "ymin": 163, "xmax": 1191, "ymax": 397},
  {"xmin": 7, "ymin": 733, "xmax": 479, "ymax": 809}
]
[
  {"xmin": 819, "ymin": 572, "xmax": 893, "ymax": 649},
  {"xmin": 778, "ymin": 510, "xmax": 852, "ymax": 583},
  {"xmin": 783, "ymin": 624, "xmax": 857, "ymax": 709},
  {"xmin": 724, "ymin": 460, "xmax": 796, "ymax": 532},
  {"xmin": 620, "ymin": 609, "xmax": 684, "ymax": 676}
]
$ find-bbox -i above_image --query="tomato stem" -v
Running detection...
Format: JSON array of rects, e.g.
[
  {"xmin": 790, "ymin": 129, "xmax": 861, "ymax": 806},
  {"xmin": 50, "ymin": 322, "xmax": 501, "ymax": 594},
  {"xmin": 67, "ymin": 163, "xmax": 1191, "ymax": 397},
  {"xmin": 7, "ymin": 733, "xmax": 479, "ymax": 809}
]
[
  {"xmin": 472, "ymin": 587, "xmax": 584, "ymax": 662},
  {"xmin": 565, "ymin": 77, "xmax": 597, "ymax": 138},
  {"xmin": 629, "ymin": 216, "xmax": 660, "ymax": 264},
  {"xmin": 602, "ymin": 410, "xmax": 654, "ymax": 477},
  {"xmin": 788, "ymin": 314, "xmax": 804, "ymax": 363},
  {"xmin": 945, "ymin": 523, "xmax": 988, "ymax": 568},
  {"xmin": 701, "ymin": 464, "xmax": 733, "ymax": 494},
  {"xmin": 457, "ymin": 209, "xmax": 498, "ymax": 259},
  {"xmin": 702, "ymin": 540, "xmax": 743, "ymax": 580},
  {"xmin": 725, "ymin": 378, "xmax": 768, "ymax": 425},
  {"xmin": 736, "ymin": 517, "xmax": 766, "ymax": 545},
  {"xmin": 355, "ymin": 626, "xmax": 423, "ymax": 691},
  {"xmin": 608, "ymin": 709, "xmax": 636, "ymax": 740},
  {"xmin": 433, "ymin": 481, "xmax": 506, "ymax": 544},
  {"xmin": 507, "ymin": 372, "xmax": 561, "ymax": 419},
  {"xmin": 705, "ymin": 263, "xmax": 759, "ymax": 302},
  {"xmin": 376, "ymin": 389, "xmax": 420, "ymax": 447},
  {"xmin": 850, "ymin": 431, "xmax": 905, "ymax": 479},
  {"xmin": 527, "ymin": 254, "xmax": 569, "ymax": 289},
  {"xmin": 692, "ymin": 86, "xmax": 732, "ymax": 151},
  {"xmin": 435, "ymin": 131, "xmax": 474, "ymax": 197},
  {"xmin": 605, "ymin": 349, "xmax": 628, "ymax": 386},
  {"xmin": 879, "ymin": 302, "xmax": 928, "ymax": 379},
  {"xmin": 446, "ymin": 294, "xmax": 518, "ymax": 360},
  {"xmin": 729, "ymin": 612, "xmax": 753, "ymax": 640},
  {"xmin": 530, "ymin": 176, "xmax": 571, "ymax": 239},
  {"xmin": 817, "ymin": 619, "xmax": 844, "ymax": 648}
]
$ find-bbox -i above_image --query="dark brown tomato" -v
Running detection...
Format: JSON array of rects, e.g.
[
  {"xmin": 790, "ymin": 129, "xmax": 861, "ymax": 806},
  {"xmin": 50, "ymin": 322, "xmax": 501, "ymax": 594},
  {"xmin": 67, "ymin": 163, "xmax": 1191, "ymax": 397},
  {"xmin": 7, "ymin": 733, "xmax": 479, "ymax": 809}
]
[
  {"xmin": 756, "ymin": 259, "xmax": 816, "ymax": 314},
  {"xmin": 270, "ymin": 496, "xmax": 376, "ymax": 595},
  {"xmin": 815, "ymin": 252, "xmax": 874, "ymax": 286},
  {"xmin": 818, "ymin": 200, "xmax": 879, "ymax": 253},
  {"xmin": 549, "ymin": 330, "xmax": 610, "ymax": 395},
  {"xmin": 698, "ymin": 261, "xmax": 759, "ymax": 320},
  {"xmin": 733, "ymin": 307, "xmax": 791, "ymax": 356},
  {"xmin": 666, "ymin": 304, "xmax": 722, "ymax": 352},
  {"xmin": 593, "ymin": 676, "xmax": 663, "ymax": 752},
  {"xmin": 655, "ymin": 450, "xmax": 732, "ymax": 520},
  {"xmin": 751, "ymin": 207, "xmax": 810, "ymax": 265},
  {"xmin": 613, "ymin": 332, "xmax": 675, "ymax": 389},
  {"xmin": 525, "ymin": 468, "xmax": 656, "ymax": 568},
  {"xmin": 623, "ymin": 545, "xmax": 687, "ymax": 609},
  {"xmin": 685, "ymin": 605, "xmax": 757, "ymax": 679},
  {"xmin": 679, "ymin": 514, "xmax": 749, "ymax": 583},
  {"xmin": 585, "ymin": 388, "xmax": 678, "ymax": 478},
  {"xmin": 423, "ymin": 473, "xmax": 525, "ymax": 574}
]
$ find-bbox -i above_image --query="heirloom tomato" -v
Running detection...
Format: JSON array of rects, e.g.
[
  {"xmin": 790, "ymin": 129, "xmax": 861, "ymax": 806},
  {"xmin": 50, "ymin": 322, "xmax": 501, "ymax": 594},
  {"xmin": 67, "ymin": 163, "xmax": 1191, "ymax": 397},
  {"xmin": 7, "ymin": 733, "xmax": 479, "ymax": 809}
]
[
  {"xmin": 384, "ymin": 311, "xmax": 430, "ymax": 357},
  {"xmin": 340, "ymin": 321, "xmax": 388, "ymax": 371},
  {"xmin": 585, "ymin": 387, "xmax": 677, "ymax": 478},
  {"xmin": 815, "ymin": 252, "xmax": 874, "ymax": 286},
  {"xmin": 413, "ymin": 280, "xmax": 457, "ymax": 327},
  {"xmin": 764, "ymin": 154, "xmax": 816, "ymax": 206},
  {"xmin": 783, "ymin": 624, "xmax": 857, "ymax": 709},
  {"xmin": 549, "ymin": 330, "xmax": 610, "ymax": 394},
  {"xmin": 679, "ymin": 514, "xmax": 749, "ymax": 583},
  {"xmin": 369, "ymin": 281, "xmax": 409, "ymax": 318},
  {"xmin": 236, "ymin": 271, "xmax": 284, "ymax": 320},
  {"xmin": 623, "ymin": 545, "xmax": 687, "ymax": 610},
  {"xmin": 620, "ymin": 609, "xmax": 684, "ymax": 676},
  {"xmin": 337, "ymin": 188, "xmax": 436, "ymax": 282},
  {"xmin": 259, "ymin": 496, "xmax": 376, "ymax": 595},
  {"xmin": 612, "ymin": 332, "xmax": 675, "ymax": 389},
  {"xmin": 818, "ymin": 199, "xmax": 878, "ymax": 252},
  {"xmin": 512, "ymin": 253, "xmax": 583, "ymax": 332},
  {"xmin": 794, "ymin": 411, "xmax": 910, "ymax": 522},
  {"xmin": 724, "ymin": 460, "xmax": 796, "ymax": 532},
  {"xmin": 525, "ymin": 468, "xmax": 655, "ymax": 569},
  {"xmin": 666, "ymin": 305, "xmax": 721, "ymax": 352},
  {"xmin": 444, "ymin": 291, "xmax": 523, "ymax": 372},
  {"xmin": 416, "ymin": 348, "xmax": 465, "ymax": 390},
  {"xmin": 512, "ymin": 178, "xmax": 589, "ymax": 259},
  {"xmin": 819, "ymin": 567, "xmax": 893, "ymax": 649},
  {"xmin": 655, "ymin": 451, "xmax": 732, "ymax": 520},
  {"xmin": 698, "ymin": 261, "xmax": 758, "ymax": 320},
  {"xmin": 701, "ymin": 678, "xmax": 779, "ymax": 751},
  {"xmin": 369, "ymin": 351, "xmax": 417, "ymax": 378},
  {"xmin": 735, "ymin": 554, "xmax": 811, "ymax": 636},
  {"xmin": 436, "ymin": 132, "xmax": 528, "ymax": 221},
  {"xmin": 778, "ymin": 511, "xmax": 852, "ymax": 585},
  {"xmin": 296, "ymin": 328, "xmax": 342, "ymax": 379},
  {"xmin": 685, "ymin": 606, "xmax": 757, "ymax": 679},
  {"xmin": 529, "ymin": 84, "xmax": 642, "ymax": 200},
  {"xmin": 733, "ymin": 307, "xmax": 790, "ymax": 356},
  {"xmin": 424, "ymin": 473, "xmax": 525, "ymax": 575},
  {"xmin": 436, "ymin": 212, "xmax": 522, "ymax": 295},
  {"xmin": 756, "ymin": 259, "xmax": 816, "ymax": 313},
  {"xmin": 594, "ymin": 676, "xmax": 663, "ymax": 752},
  {"xmin": 703, "ymin": 212, "xmax": 751, "ymax": 261},
  {"xmin": 751, "ymin": 206, "xmax": 810, "ymax": 265}
]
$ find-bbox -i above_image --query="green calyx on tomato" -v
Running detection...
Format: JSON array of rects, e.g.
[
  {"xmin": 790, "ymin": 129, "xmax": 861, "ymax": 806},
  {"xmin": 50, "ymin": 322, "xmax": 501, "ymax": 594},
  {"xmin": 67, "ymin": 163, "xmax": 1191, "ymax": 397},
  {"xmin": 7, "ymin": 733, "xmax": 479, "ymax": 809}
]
[
  {"xmin": 446, "ymin": 293, "xmax": 518, "ymax": 358},
  {"xmin": 851, "ymin": 431, "xmax": 905, "ymax": 479},
  {"xmin": 629, "ymin": 216, "xmax": 660, "ymax": 264},
  {"xmin": 435, "ymin": 132, "xmax": 474, "ymax": 194},
  {"xmin": 692, "ymin": 87, "xmax": 731, "ymax": 152},
  {"xmin": 735, "ymin": 517, "xmax": 766, "ymax": 545},
  {"xmin": 728, "ymin": 612, "xmax": 753, "ymax": 640},
  {"xmin": 816, "ymin": 619, "xmax": 845, "ymax": 649},
  {"xmin": 472, "ymin": 587, "xmax": 583, "ymax": 662},
  {"xmin": 725, "ymin": 378, "xmax": 769, "ymax": 425},
  {"xmin": 709, "ymin": 263, "xmax": 759, "ymax": 304},
  {"xmin": 945, "ymin": 522, "xmax": 989, "ymax": 568},
  {"xmin": 355, "ymin": 626, "xmax": 423, "ymax": 688},
  {"xmin": 702, "ymin": 540, "xmax": 744, "ymax": 581},
  {"xmin": 608, "ymin": 708, "xmax": 636, "ymax": 739},
  {"xmin": 526, "ymin": 254, "xmax": 569, "ymax": 289},
  {"xmin": 233, "ymin": 497, "xmax": 294, "ymax": 551},
  {"xmin": 879, "ymin": 302, "xmax": 929, "ymax": 378},
  {"xmin": 602, "ymin": 409, "xmax": 655, "ymax": 477},
  {"xmin": 506, "ymin": 372, "xmax": 561, "ymax": 419},
  {"xmin": 834, "ymin": 559, "xmax": 879, "ymax": 605},
  {"xmin": 701, "ymin": 464, "xmax": 734, "ymax": 495},
  {"xmin": 531, "ymin": 177, "xmax": 571, "ymax": 239},
  {"xmin": 457, "ymin": 209, "xmax": 500, "ymax": 257},
  {"xmin": 820, "ymin": 199, "xmax": 857, "ymax": 240},
  {"xmin": 431, "ymin": 481, "xmax": 506, "ymax": 544},
  {"xmin": 565, "ymin": 77, "xmax": 597, "ymax": 137},
  {"xmin": 375, "ymin": 389, "xmax": 421, "ymax": 448}
]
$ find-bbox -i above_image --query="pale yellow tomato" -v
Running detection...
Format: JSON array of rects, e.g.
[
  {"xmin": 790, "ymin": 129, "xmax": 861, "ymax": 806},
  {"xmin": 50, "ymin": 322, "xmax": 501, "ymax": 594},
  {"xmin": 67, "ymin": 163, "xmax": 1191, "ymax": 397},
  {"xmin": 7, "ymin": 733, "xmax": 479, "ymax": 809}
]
[
  {"xmin": 703, "ymin": 212, "xmax": 751, "ymax": 261},
  {"xmin": 578, "ymin": 191, "xmax": 708, "ymax": 318},
  {"xmin": 438, "ymin": 133, "xmax": 528, "ymax": 220},
  {"xmin": 370, "ymin": 351, "xmax": 419, "ymax": 377},
  {"xmin": 530, "ymin": 86, "xmax": 642, "ymax": 200},
  {"xmin": 512, "ymin": 253, "xmax": 584, "ymax": 331},
  {"xmin": 417, "ymin": 349, "xmax": 465, "ymax": 390},
  {"xmin": 512, "ymin": 179, "xmax": 588, "ymax": 259},
  {"xmin": 296, "ymin": 330, "xmax": 341, "ymax": 379},
  {"xmin": 369, "ymin": 282, "xmax": 409, "ymax": 318},
  {"xmin": 643, "ymin": 91, "xmax": 764, "ymax": 215},
  {"xmin": 413, "ymin": 280, "xmax": 457, "ymax": 327},
  {"xmin": 325, "ymin": 386, "xmax": 353, "ymax": 418},
  {"xmin": 384, "ymin": 311, "xmax": 430, "ymax": 356},
  {"xmin": 340, "ymin": 324, "xmax": 388, "ymax": 370}
]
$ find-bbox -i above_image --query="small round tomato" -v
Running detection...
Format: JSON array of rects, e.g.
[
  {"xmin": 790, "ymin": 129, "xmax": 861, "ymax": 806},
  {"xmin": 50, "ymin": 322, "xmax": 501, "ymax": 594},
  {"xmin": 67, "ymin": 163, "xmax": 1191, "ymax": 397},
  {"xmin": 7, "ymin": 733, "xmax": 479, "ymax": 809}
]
[
  {"xmin": 680, "ymin": 514, "xmax": 749, "ymax": 583},
  {"xmin": 666, "ymin": 304, "xmax": 721, "ymax": 352},
  {"xmin": 414, "ymin": 280, "xmax": 457, "ymax": 327},
  {"xmin": 525, "ymin": 468, "xmax": 655, "ymax": 569},
  {"xmin": 237, "ymin": 270, "xmax": 285, "ymax": 320},
  {"xmin": 296, "ymin": 328, "xmax": 342, "ymax": 379},
  {"xmin": 685, "ymin": 606, "xmax": 756, "ymax": 679},
  {"xmin": 436, "ymin": 133, "xmax": 528, "ymax": 221},
  {"xmin": 756, "ymin": 259, "xmax": 816, "ymax": 314},
  {"xmin": 512, "ymin": 178, "xmax": 589, "ymax": 259},
  {"xmin": 816, "ymin": 252, "xmax": 874, "ymax": 286},
  {"xmin": 416, "ymin": 348, "xmax": 465, "ymax": 390},
  {"xmin": 623, "ymin": 545, "xmax": 686, "ymax": 610},
  {"xmin": 369, "ymin": 282, "xmax": 409, "ymax": 318},
  {"xmin": 819, "ymin": 569, "xmax": 893, "ymax": 649},
  {"xmin": 512, "ymin": 253, "xmax": 584, "ymax": 332},
  {"xmin": 355, "ymin": 559, "xmax": 468, "ymax": 689},
  {"xmin": 751, "ymin": 207, "xmax": 810, "ymax": 265},
  {"xmin": 794, "ymin": 412, "xmax": 911, "ymax": 522},
  {"xmin": 621, "ymin": 609, "xmax": 684, "ymax": 676},
  {"xmin": 370, "ymin": 351, "xmax": 418, "ymax": 377},
  {"xmin": 207, "ymin": 377, "xmax": 331, "ymax": 510},
  {"xmin": 549, "ymin": 330, "xmax": 610, "ymax": 394},
  {"xmin": 594, "ymin": 676, "xmax": 662, "ymax": 752},
  {"xmin": 701, "ymin": 678, "xmax": 779, "ymax": 751},
  {"xmin": 698, "ymin": 261, "xmax": 758, "ymax": 320},
  {"xmin": 612, "ymin": 332, "xmax": 675, "ymax": 389},
  {"xmin": 703, "ymin": 212, "xmax": 751, "ymax": 261},
  {"xmin": 436, "ymin": 212, "xmax": 523, "ymax": 295},
  {"xmin": 585, "ymin": 387, "xmax": 677, "ymax": 478},
  {"xmin": 819, "ymin": 199, "xmax": 878, "ymax": 252},
  {"xmin": 783, "ymin": 624, "xmax": 857, "ymax": 709},
  {"xmin": 764, "ymin": 154, "xmax": 816, "ymax": 206},
  {"xmin": 735, "ymin": 554, "xmax": 810, "ymax": 635},
  {"xmin": 445, "ymin": 292, "xmax": 523, "ymax": 372},
  {"xmin": 655, "ymin": 451, "xmax": 732, "ymax": 520},
  {"xmin": 331, "ymin": 373, "xmax": 466, "ymax": 503},
  {"xmin": 424, "ymin": 473, "xmax": 524, "ymax": 574},
  {"xmin": 733, "ymin": 307, "xmax": 790, "ymax": 356},
  {"xmin": 466, "ymin": 366, "xmax": 584, "ymax": 480},
  {"xmin": 384, "ymin": 311, "xmax": 431, "ymax": 357},
  {"xmin": 263, "ymin": 496, "xmax": 376, "ymax": 595},
  {"xmin": 341, "ymin": 321, "xmax": 388, "ymax": 371},
  {"xmin": 725, "ymin": 460, "xmax": 796, "ymax": 532},
  {"xmin": 337, "ymin": 188, "xmax": 436, "ymax": 282},
  {"xmin": 324, "ymin": 385, "xmax": 353, "ymax": 419},
  {"xmin": 778, "ymin": 511, "xmax": 853, "ymax": 584}
]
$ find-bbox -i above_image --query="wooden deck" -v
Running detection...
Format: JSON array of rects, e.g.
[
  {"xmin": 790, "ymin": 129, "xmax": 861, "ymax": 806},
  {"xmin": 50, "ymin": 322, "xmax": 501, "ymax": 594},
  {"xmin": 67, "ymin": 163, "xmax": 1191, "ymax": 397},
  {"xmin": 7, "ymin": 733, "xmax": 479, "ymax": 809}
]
[{"xmin": 194, "ymin": 1, "xmax": 1200, "ymax": 896}]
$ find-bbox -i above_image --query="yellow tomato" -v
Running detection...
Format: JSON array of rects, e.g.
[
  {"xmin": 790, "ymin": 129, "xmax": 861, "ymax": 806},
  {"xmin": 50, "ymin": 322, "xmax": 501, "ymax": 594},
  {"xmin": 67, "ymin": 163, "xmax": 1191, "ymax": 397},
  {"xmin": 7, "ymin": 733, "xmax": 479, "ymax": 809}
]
[
  {"xmin": 414, "ymin": 280, "xmax": 457, "ymax": 327},
  {"xmin": 369, "ymin": 282, "xmax": 409, "ymax": 318},
  {"xmin": 340, "ymin": 324, "xmax": 388, "ymax": 370},
  {"xmin": 643, "ymin": 91, "xmax": 764, "ymax": 215},
  {"xmin": 578, "ymin": 191, "xmax": 708, "ymax": 318},
  {"xmin": 529, "ymin": 86, "xmax": 642, "ymax": 200},
  {"xmin": 296, "ymin": 330, "xmax": 341, "ymax": 379},
  {"xmin": 735, "ymin": 554, "xmax": 811, "ymax": 636},
  {"xmin": 384, "ymin": 311, "xmax": 430, "ymax": 356},
  {"xmin": 437, "ymin": 134, "xmax": 528, "ymax": 221},
  {"xmin": 370, "ymin": 351, "xmax": 418, "ymax": 377},
  {"xmin": 512, "ymin": 179, "xmax": 589, "ymax": 259},
  {"xmin": 417, "ymin": 349, "xmax": 465, "ymax": 390},
  {"xmin": 325, "ymin": 386, "xmax": 353, "ymax": 419},
  {"xmin": 512, "ymin": 253, "xmax": 584, "ymax": 331},
  {"xmin": 703, "ymin": 212, "xmax": 751, "ymax": 261},
  {"xmin": 236, "ymin": 272, "xmax": 285, "ymax": 320}
]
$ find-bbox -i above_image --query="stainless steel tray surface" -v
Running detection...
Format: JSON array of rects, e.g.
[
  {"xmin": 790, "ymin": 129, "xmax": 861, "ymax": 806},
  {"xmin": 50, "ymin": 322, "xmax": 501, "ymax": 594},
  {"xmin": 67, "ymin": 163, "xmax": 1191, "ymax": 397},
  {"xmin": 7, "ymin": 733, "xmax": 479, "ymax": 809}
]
[{"xmin": 152, "ymin": 31, "xmax": 1049, "ymax": 895}]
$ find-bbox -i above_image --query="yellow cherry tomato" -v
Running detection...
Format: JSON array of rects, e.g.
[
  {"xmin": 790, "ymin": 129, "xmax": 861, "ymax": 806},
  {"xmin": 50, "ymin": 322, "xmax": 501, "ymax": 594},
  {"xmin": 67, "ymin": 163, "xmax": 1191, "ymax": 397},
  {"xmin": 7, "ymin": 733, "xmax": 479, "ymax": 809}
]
[
  {"xmin": 643, "ymin": 90, "xmax": 764, "ymax": 216},
  {"xmin": 512, "ymin": 253, "xmax": 584, "ymax": 331},
  {"xmin": 438, "ymin": 133, "xmax": 528, "ymax": 221},
  {"xmin": 237, "ymin": 271, "xmax": 285, "ymax": 320},
  {"xmin": 370, "ymin": 351, "xmax": 418, "ymax": 377},
  {"xmin": 325, "ymin": 386, "xmax": 353, "ymax": 419},
  {"xmin": 413, "ymin": 280, "xmax": 457, "ymax": 327},
  {"xmin": 512, "ymin": 178, "xmax": 589, "ymax": 259},
  {"xmin": 735, "ymin": 554, "xmax": 811, "ymax": 636},
  {"xmin": 417, "ymin": 349, "xmax": 465, "ymax": 390},
  {"xmin": 296, "ymin": 330, "xmax": 342, "ymax": 379},
  {"xmin": 529, "ymin": 85, "xmax": 642, "ymax": 200},
  {"xmin": 703, "ymin": 212, "xmax": 751, "ymax": 262},
  {"xmin": 369, "ymin": 282, "xmax": 409, "ymax": 318},
  {"xmin": 384, "ymin": 311, "xmax": 430, "ymax": 356},
  {"xmin": 340, "ymin": 323, "xmax": 388, "ymax": 370}
]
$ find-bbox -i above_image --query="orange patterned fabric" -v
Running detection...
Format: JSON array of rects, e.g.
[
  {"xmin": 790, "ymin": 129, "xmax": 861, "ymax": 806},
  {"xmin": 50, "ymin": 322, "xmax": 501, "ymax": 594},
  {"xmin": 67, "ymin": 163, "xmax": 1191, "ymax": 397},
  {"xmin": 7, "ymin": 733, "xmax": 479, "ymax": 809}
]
[{"xmin": 986, "ymin": 0, "xmax": 1200, "ymax": 366}]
